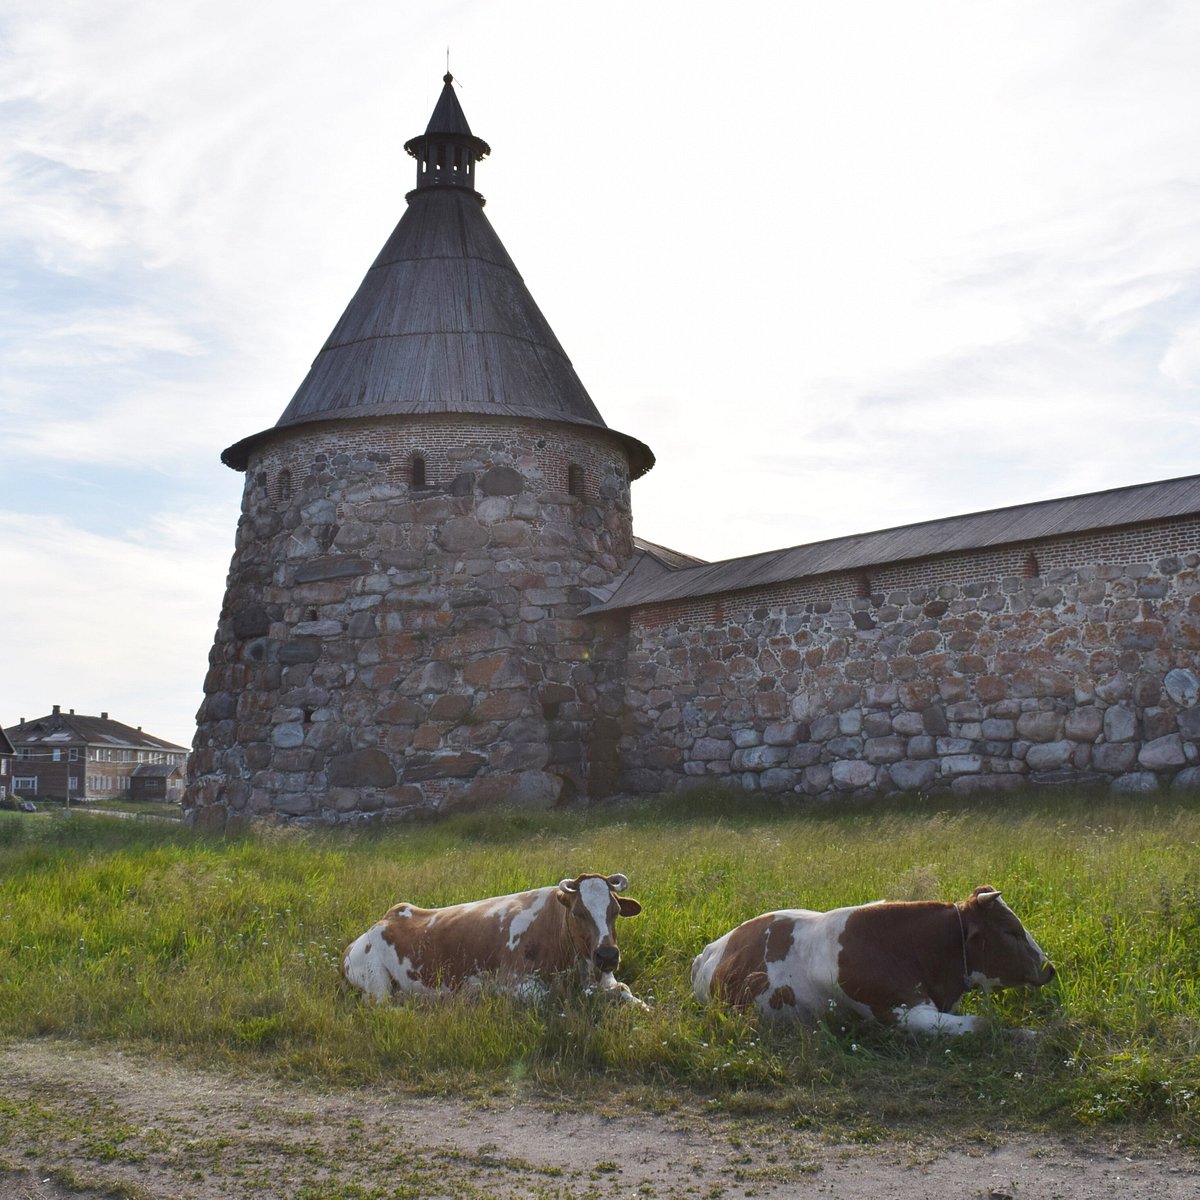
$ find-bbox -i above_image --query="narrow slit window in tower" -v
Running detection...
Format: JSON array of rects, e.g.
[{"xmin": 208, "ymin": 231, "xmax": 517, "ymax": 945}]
[
  {"xmin": 567, "ymin": 463, "xmax": 584, "ymax": 498},
  {"xmin": 278, "ymin": 469, "xmax": 292, "ymax": 502},
  {"xmin": 411, "ymin": 453, "xmax": 427, "ymax": 488}
]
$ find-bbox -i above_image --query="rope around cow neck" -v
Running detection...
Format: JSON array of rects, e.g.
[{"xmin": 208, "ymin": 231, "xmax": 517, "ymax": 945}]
[{"xmin": 954, "ymin": 903, "xmax": 972, "ymax": 993}]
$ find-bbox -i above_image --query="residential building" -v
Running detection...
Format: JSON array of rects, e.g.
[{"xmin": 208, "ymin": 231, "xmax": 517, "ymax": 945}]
[
  {"xmin": 129, "ymin": 763, "xmax": 187, "ymax": 804},
  {"xmin": 5, "ymin": 707, "xmax": 188, "ymax": 803},
  {"xmin": 0, "ymin": 727, "xmax": 14, "ymax": 804}
]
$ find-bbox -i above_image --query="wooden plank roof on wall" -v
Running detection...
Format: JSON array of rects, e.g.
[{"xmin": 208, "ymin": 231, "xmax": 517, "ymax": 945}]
[{"xmin": 594, "ymin": 473, "xmax": 1200, "ymax": 613}]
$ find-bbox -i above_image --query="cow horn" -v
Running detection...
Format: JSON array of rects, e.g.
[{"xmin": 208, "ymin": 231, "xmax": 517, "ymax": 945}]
[
  {"xmin": 973, "ymin": 885, "xmax": 1002, "ymax": 905},
  {"xmin": 606, "ymin": 873, "xmax": 629, "ymax": 892},
  {"xmin": 557, "ymin": 878, "xmax": 579, "ymax": 893}
]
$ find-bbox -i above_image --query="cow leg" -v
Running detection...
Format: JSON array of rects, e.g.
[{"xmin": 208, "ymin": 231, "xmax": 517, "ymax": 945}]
[
  {"xmin": 893, "ymin": 1003, "xmax": 983, "ymax": 1036},
  {"xmin": 342, "ymin": 933, "xmax": 393, "ymax": 1002},
  {"xmin": 596, "ymin": 973, "xmax": 649, "ymax": 1008},
  {"xmin": 507, "ymin": 977, "xmax": 549, "ymax": 1003},
  {"xmin": 571, "ymin": 961, "xmax": 647, "ymax": 1008}
]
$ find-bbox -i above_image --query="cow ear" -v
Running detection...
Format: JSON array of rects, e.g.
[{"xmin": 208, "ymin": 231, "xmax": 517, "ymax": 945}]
[
  {"xmin": 972, "ymin": 886, "xmax": 1002, "ymax": 905},
  {"xmin": 617, "ymin": 896, "xmax": 642, "ymax": 918},
  {"xmin": 606, "ymin": 873, "xmax": 630, "ymax": 892}
]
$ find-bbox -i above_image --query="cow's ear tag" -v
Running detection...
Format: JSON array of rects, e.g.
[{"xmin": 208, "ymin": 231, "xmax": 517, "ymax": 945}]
[{"xmin": 617, "ymin": 897, "xmax": 642, "ymax": 918}]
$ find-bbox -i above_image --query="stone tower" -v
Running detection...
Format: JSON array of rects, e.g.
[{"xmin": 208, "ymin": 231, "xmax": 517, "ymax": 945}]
[{"xmin": 186, "ymin": 75, "xmax": 654, "ymax": 827}]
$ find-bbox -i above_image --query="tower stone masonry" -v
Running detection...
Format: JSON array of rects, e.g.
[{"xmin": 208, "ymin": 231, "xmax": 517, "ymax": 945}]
[{"xmin": 186, "ymin": 75, "xmax": 653, "ymax": 828}]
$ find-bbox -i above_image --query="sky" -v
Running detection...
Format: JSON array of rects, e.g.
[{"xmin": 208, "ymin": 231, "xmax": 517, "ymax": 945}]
[{"xmin": 3, "ymin": 0, "xmax": 1200, "ymax": 748}]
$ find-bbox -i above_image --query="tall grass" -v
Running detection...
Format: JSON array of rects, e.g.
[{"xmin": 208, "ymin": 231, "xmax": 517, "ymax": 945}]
[{"xmin": 2, "ymin": 790, "xmax": 1198, "ymax": 1138}]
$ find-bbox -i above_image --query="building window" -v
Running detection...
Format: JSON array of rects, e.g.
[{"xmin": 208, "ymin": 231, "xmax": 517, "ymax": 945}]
[
  {"xmin": 69, "ymin": 748, "xmax": 79, "ymax": 761},
  {"xmin": 14, "ymin": 777, "xmax": 37, "ymax": 794},
  {"xmin": 411, "ymin": 453, "xmax": 427, "ymax": 488},
  {"xmin": 278, "ymin": 469, "xmax": 292, "ymax": 502},
  {"xmin": 567, "ymin": 463, "xmax": 584, "ymax": 498}
]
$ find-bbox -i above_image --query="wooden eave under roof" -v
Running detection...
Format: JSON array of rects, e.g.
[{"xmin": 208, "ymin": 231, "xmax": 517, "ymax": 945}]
[
  {"xmin": 593, "ymin": 473, "xmax": 1200, "ymax": 613},
  {"xmin": 131, "ymin": 763, "xmax": 183, "ymax": 779}
]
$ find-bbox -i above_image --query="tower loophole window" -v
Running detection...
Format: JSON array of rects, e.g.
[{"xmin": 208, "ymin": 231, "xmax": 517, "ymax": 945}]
[
  {"xmin": 411, "ymin": 453, "xmax": 427, "ymax": 488},
  {"xmin": 278, "ymin": 469, "xmax": 292, "ymax": 502},
  {"xmin": 567, "ymin": 463, "xmax": 584, "ymax": 498}
]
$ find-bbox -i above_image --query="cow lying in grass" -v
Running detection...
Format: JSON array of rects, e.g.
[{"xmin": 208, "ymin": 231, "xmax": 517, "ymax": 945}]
[
  {"xmin": 691, "ymin": 886, "xmax": 1055, "ymax": 1035},
  {"xmin": 343, "ymin": 873, "xmax": 645, "ymax": 1006}
]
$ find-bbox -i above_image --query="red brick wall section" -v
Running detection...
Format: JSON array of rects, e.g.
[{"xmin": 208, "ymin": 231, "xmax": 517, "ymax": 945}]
[{"xmin": 260, "ymin": 416, "xmax": 628, "ymax": 508}]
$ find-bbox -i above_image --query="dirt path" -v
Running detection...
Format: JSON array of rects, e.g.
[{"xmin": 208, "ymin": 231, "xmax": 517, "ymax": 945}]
[{"xmin": 1, "ymin": 1040, "xmax": 1197, "ymax": 1199}]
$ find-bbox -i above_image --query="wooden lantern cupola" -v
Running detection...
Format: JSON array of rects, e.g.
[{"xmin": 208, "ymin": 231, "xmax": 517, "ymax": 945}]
[{"xmin": 404, "ymin": 73, "xmax": 491, "ymax": 204}]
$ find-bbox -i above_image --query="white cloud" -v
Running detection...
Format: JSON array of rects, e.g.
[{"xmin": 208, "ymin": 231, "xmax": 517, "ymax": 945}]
[
  {"xmin": 3, "ymin": 0, "xmax": 1200, "ymax": 733},
  {"xmin": 0, "ymin": 507, "xmax": 231, "ymax": 746},
  {"xmin": 1160, "ymin": 318, "xmax": 1200, "ymax": 385},
  {"xmin": 12, "ymin": 309, "xmax": 206, "ymax": 368}
]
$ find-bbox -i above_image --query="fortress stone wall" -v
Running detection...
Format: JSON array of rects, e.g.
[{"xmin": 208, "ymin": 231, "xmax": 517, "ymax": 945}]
[
  {"xmin": 620, "ymin": 518, "xmax": 1200, "ymax": 801},
  {"xmin": 183, "ymin": 78, "xmax": 1200, "ymax": 827}
]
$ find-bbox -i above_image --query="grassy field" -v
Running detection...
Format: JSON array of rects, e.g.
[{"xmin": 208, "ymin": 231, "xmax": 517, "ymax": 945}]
[
  {"xmin": 4, "ymin": 796, "xmax": 182, "ymax": 819},
  {"xmin": 1, "ymin": 789, "xmax": 1198, "ymax": 1142}
]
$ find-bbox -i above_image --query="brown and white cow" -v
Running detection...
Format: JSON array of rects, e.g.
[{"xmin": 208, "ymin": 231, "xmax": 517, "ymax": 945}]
[
  {"xmin": 691, "ymin": 886, "xmax": 1055, "ymax": 1035},
  {"xmin": 342, "ymin": 873, "xmax": 645, "ymax": 1005}
]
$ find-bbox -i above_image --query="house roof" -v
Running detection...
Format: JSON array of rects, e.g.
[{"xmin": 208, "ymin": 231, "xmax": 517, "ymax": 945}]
[
  {"xmin": 593, "ymin": 473, "xmax": 1200, "ymax": 613},
  {"xmin": 131, "ymin": 763, "xmax": 183, "ymax": 779},
  {"xmin": 4, "ymin": 711, "xmax": 187, "ymax": 752},
  {"xmin": 222, "ymin": 75, "xmax": 654, "ymax": 479},
  {"xmin": 0, "ymin": 728, "xmax": 14, "ymax": 756}
]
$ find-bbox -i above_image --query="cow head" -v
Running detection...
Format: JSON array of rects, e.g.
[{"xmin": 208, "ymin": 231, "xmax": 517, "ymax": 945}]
[
  {"xmin": 960, "ymin": 885, "xmax": 1056, "ymax": 992},
  {"xmin": 556, "ymin": 872, "xmax": 642, "ymax": 979}
]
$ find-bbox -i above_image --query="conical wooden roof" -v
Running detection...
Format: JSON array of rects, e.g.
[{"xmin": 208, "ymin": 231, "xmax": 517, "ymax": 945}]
[{"xmin": 223, "ymin": 76, "xmax": 653, "ymax": 476}]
